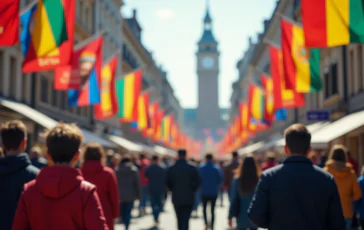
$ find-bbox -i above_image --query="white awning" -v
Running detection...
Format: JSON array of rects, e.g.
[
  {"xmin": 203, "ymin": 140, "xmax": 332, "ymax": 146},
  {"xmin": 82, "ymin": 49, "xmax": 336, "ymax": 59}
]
[
  {"xmin": 311, "ymin": 110, "xmax": 364, "ymax": 148},
  {"xmin": 275, "ymin": 121, "xmax": 330, "ymax": 147},
  {"xmin": 153, "ymin": 145, "xmax": 177, "ymax": 156},
  {"xmin": 0, "ymin": 97, "xmax": 57, "ymax": 129},
  {"xmin": 82, "ymin": 130, "xmax": 116, "ymax": 148},
  {"xmin": 107, "ymin": 135, "xmax": 143, "ymax": 152},
  {"xmin": 238, "ymin": 141, "xmax": 265, "ymax": 156}
]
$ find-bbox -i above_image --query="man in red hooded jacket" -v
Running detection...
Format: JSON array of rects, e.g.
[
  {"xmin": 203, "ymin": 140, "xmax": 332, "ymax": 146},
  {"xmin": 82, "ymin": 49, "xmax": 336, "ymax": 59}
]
[{"xmin": 12, "ymin": 123, "xmax": 108, "ymax": 230}]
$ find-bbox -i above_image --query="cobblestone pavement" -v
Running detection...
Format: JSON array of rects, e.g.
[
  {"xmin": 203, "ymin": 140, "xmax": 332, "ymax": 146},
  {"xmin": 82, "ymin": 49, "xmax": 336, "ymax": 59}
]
[{"xmin": 115, "ymin": 195, "xmax": 265, "ymax": 230}]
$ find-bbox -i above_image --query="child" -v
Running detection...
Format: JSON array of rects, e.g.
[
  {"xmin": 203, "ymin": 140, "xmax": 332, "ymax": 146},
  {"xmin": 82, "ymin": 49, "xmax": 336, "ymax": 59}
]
[{"xmin": 12, "ymin": 123, "xmax": 108, "ymax": 230}]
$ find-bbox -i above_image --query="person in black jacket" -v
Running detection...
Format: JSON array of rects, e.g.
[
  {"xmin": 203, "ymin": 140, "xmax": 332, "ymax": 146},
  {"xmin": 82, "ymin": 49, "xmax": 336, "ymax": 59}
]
[
  {"xmin": 0, "ymin": 120, "xmax": 39, "ymax": 230},
  {"xmin": 30, "ymin": 146, "xmax": 48, "ymax": 168},
  {"xmin": 166, "ymin": 149, "xmax": 200, "ymax": 230},
  {"xmin": 248, "ymin": 124, "xmax": 345, "ymax": 230}
]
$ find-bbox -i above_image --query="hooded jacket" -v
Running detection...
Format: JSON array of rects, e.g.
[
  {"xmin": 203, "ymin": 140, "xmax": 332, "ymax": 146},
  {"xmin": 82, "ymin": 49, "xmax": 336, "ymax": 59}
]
[
  {"xmin": 82, "ymin": 161, "xmax": 119, "ymax": 230},
  {"xmin": 116, "ymin": 164, "xmax": 141, "ymax": 202},
  {"xmin": 0, "ymin": 153, "xmax": 39, "ymax": 230},
  {"xmin": 12, "ymin": 165, "xmax": 108, "ymax": 230},
  {"xmin": 324, "ymin": 160, "xmax": 362, "ymax": 218}
]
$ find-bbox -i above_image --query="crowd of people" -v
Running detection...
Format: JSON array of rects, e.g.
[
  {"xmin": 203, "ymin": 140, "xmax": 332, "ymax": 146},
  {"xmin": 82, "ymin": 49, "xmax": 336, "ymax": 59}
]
[{"xmin": 1, "ymin": 120, "xmax": 364, "ymax": 230}]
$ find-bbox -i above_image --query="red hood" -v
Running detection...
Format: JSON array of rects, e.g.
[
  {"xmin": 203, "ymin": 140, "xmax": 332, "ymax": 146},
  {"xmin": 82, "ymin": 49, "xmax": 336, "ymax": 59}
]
[
  {"xmin": 140, "ymin": 159, "xmax": 150, "ymax": 166},
  {"xmin": 81, "ymin": 161, "xmax": 104, "ymax": 174},
  {"xmin": 36, "ymin": 165, "xmax": 84, "ymax": 199}
]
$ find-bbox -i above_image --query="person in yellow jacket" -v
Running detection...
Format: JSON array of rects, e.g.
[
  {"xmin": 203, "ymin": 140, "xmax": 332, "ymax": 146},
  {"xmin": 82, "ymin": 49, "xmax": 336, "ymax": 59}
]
[{"xmin": 324, "ymin": 144, "xmax": 362, "ymax": 230}]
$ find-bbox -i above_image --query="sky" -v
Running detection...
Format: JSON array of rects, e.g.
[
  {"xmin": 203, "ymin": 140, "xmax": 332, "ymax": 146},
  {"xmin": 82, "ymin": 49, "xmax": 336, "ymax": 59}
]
[{"xmin": 122, "ymin": 0, "xmax": 277, "ymax": 108}]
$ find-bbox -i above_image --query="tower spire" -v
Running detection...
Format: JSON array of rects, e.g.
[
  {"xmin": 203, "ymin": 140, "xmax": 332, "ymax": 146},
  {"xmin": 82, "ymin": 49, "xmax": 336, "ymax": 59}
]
[{"xmin": 204, "ymin": 0, "xmax": 212, "ymax": 23}]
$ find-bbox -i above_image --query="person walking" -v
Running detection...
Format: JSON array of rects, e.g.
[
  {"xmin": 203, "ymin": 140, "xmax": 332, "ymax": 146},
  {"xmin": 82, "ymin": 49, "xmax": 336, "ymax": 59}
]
[
  {"xmin": 166, "ymin": 149, "xmax": 200, "ymax": 230},
  {"xmin": 145, "ymin": 155, "xmax": 167, "ymax": 228},
  {"xmin": 12, "ymin": 123, "xmax": 108, "ymax": 230},
  {"xmin": 116, "ymin": 156, "xmax": 141, "ymax": 230},
  {"xmin": 138, "ymin": 153, "xmax": 150, "ymax": 216},
  {"xmin": 29, "ymin": 146, "xmax": 48, "ymax": 168},
  {"xmin": 0, "ymin": 120, "xmax": 39, "ymax": 230},
  {"xmin": 223, "ymin": 151, "xmax": 240, "ymax": 199},
  {"xmin": 198, "ymin": 153, "xmax": 223, "ymax": 230},
  {"xmin": 228, "ymin": 154, "xmax": 259, "ymax": 230},
  {"xmin": 248, "ymin": 124, "xmax": 346, "ymax": 230},
  {"xmin": 81, "ymin": 143, "xmax": 120, "ymax": 230},
  {"xmin": 324, "ymin": 145, "xmax": 362, "ymax": 230},
  {"xmin": 260, "ymin": 151, "xmax": 278, "ymax": 171},
  {"xmin": 218, "ymin": 160, "xmax": 225, "ymax": 207}
]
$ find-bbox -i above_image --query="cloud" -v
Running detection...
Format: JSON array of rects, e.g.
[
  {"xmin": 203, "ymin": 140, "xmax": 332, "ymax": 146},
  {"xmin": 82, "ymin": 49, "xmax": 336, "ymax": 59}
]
[{"xmin": 156, "ymin": 9, "xmax": 175, "ymax": 19}]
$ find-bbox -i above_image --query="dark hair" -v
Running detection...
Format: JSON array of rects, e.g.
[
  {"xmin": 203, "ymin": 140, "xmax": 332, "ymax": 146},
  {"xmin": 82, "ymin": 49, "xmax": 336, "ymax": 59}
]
[
  {"xmin": 236, "ymin": 155, "xmax": 260, "ymax": 195},
  {"xmin": 46, "ymin": 123, "xmax": 83, "ymax": 163},
  {"xmin": 205, "ymin": 153, "xmax": 213, "ymax": 161},
  {"xmin": 140, "ymin": 153, "xmax": 146, "ymax": 159},
  {"xmin": 82, "ymin": 142, "xmax": 106, "ymax": 164},
  {"xmin": 329, "ymin": 145, "xmax": 347, "ymax": 163},
  {"xmin": 152, "ymin": 155, "xmax": 159, "ymax": 161},
  {"xmin": 1, "ymin": 120, "xmax": 27, "ymax": 151},
  {"xmin": 178, "ymin": 149, "xmax": 187, "ymax": 158},
  {"xmin": 232, "ymin": 151, "xmax": 238, "ymax": 158},
  {"xmin": 121, "ymin": 156, "xmax": 131, "ymax": 164},
  {"xmin": 284, "ymin": 124, "xmax": 311, "ymax": 155}
]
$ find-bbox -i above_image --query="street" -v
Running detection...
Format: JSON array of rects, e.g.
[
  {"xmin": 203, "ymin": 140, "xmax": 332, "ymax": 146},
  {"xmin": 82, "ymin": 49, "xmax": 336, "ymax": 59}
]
[{"xmin": 115, "ymin": 195, "xmax": 265, "ymax": 230}]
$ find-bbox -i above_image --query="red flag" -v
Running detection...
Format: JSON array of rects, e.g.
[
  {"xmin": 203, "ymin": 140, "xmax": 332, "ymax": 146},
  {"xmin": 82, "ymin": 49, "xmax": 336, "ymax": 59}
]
[{"xmin": 0, "ymin": 0, "xmax": 19, "ymax": 46}]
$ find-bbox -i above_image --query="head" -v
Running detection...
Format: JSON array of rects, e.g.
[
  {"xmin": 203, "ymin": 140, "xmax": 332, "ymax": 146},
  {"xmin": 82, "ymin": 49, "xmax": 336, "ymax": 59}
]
[
  {"xmin": 232, "ymin": 151, "xmax": 238, "ymax": 160},
  {"xmin": 111, "ymin": 153, "xmax": 122, "ymax": 166},
  {"xmin": 178, "ymin": 149, "xmax": 187, "ymax": 159},
  {"xmin": 205, "ymin": 153, "xmax": 214, "ymax": 162},
  {"xmin": 328, "ymin": 144, "xmax": 347, "ymax": 163},
  {"xmin": 266, "ymin": 151, "xmax": 275, "ymax": 161},
  {"xmin": 140, "ymin": 153, "xmax": 146, "ymax": 160},
  {"xmin": 121, "ymin": 156, "xmax": 131, "ymax": 165},
  {"xmin": 236, "ymin": 154, "xmax": 260, "ymax": 195},
  {"xmin": 151, "ymin": 155, "xmax": 159, "ymax": 164},
  {"xmin": 284, "ymin": 124, "xmax": 311, "ymax": 156},
  {"xmin": 82, "ymin": 142, "xmax": 106, "ymax": 165},
  {"xmin": 79, "ymin": 53, "xmax": 96, "ymax": 79},
  {"xmin": 46, "ymin": 123, "xmax": 83, "ymax": 166},
  {"xmin": 30, "ymin": 146, "xmax": 42, "ymax": 159},
  {"xmin": 1, "ymin": 120, "xmax": 27, "ymax": 154}
]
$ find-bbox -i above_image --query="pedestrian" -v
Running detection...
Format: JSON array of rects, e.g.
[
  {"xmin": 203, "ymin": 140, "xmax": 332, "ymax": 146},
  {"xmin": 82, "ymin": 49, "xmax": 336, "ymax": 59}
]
[
  {"xmin": 110, "ymin": 153, "xmax": 121, "ymax": 170},
  {"xmin": 218, "ymin": 160, "xmax": 225, "ymax": 207},
  {"xmin": 348, "ymin": 151, "xmax": 359, "ymax": 175},
  {"xmin": 138, "ymin": 153, "xmax": 150, "ymax": 216},
  {"xmin": 248, "ymin": 124, "xmax": 346, "ymax": 230},
  {"xmin": 192, "ymin": 159, "xmax": 201, "ymax": 218},
  {"xmin": 260, "ymin": 151, "xmax": 278, "ymax": 171},
  {"xmin": 30, "ymin": 146, "xmax": 48, "ymax": 168},
  {"xmin": 116, "ymin": 156, "xmax": 141, "ymax": 230},
  {"xmin": 356, "ymin": 166, "xmax": 364, "ymax": 229},
  {"xmin": 0, "ymin": 120, "xmax": 39, "ymax": 230},
  {"xmin": 166, "ymin": 149, "xmax": 200, "ymax": 230},
  {"xmin": 228, "ymin": 154, "xmax": 259, "ymax": 230},
  {"xmin": 81, "ymin": 143, "xmax": 120, "ymax": 230},
  {"xmin": 12, "ymin": 123, "xmax": 108, "ymax": 230},
  {"xmin": 199, "ymin": 153, "xmax": 223, "ymax": 230},
  {"xmin": 318, "ymin": 152, "xmax": 328, "ymax": 168},
  {"xmin": 145, "ymin": 155, "xmax": 167, "ymax": 228},
  {"xmin": 223, "ymin": 151, "xmax": 240, "ymax": 199},
  {"xmin": 324, "ymin": 145, "xmax": 362, "ymax": 230}
]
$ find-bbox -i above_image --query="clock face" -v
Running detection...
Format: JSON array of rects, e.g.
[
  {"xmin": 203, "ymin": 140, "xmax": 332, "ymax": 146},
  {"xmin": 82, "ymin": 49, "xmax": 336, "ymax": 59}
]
[{"xmin": 201, "ymin": 56, "xmax": 215, "ymax": 69}]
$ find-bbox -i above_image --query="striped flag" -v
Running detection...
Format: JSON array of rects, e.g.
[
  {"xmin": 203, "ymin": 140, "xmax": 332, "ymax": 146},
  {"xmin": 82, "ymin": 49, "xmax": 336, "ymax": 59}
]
[
  {"xmin": 260, "ymin": 74, "xmax": 275, "ymax": 122},
  {"xmin": 117, "ymin": 70, "xmax": 142, "ymax": 122},
  {"xmin": 137, "ymin": 92, "xmax": 151, "ymax": 130},
  {"xmin": 248, "ymin": 84, "xmax": 264, "ymax": 122},
  {"xmin": 302, "ymin": 0, "xmax": 364, "ymax": 48},
  {"xmin": 21, "ymin": 0, "xmax": 75, "ymax": 72},
  {"xmin": 281, "ymin": 18, "xmax": 322, "ymax": 93}
]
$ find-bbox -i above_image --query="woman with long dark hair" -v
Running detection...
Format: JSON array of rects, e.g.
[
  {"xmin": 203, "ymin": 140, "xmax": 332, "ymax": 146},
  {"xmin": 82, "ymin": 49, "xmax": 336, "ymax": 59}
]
[{"xmin": 228, "ymin": 154, "xmax": 260, "ymax": 230}]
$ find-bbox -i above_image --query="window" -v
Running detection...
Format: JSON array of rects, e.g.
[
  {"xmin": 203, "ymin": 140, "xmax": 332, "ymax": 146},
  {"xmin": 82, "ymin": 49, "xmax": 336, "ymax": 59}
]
[
  {"xmin": 40, "ymin": 76, "xmax": 48, "ymax": 103},
  {"xmin": 324, "ymin": 63, "xmax": 338, "ymax": 99},
  {"xmin": 51, "ymin": 87, "xmax": 57, "ymax": 106},
  {"xmin": 350, "ymin": 49, "xmax": 355, "ymax": 95},
  {"xmin": 358, "ymin": 45, "xmax": 363, "ymax": 91},
  {"xmin": 60, "ymin": 91, "xmax": 66, "ymax": 110},
  {"xmin": 22, "ymin": 73, "xmax": 28, "ymax": 102},
  {"xmin": 9, "ymin": 56, "xmax": 17, "ymax": 98}
]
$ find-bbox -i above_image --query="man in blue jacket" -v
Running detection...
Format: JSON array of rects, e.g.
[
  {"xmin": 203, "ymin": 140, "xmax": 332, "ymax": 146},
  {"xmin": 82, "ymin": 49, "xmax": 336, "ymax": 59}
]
[
  {"xmin": 199, "ymin": 153, "xmax": 223, "ymax": 230},
  {"xmin": 0, "ymin": 120, "xmax": 39, "ymax": 230},
  {"xmin": 248, "ymin": 124, "xmax": 345, "ymax": 230}
]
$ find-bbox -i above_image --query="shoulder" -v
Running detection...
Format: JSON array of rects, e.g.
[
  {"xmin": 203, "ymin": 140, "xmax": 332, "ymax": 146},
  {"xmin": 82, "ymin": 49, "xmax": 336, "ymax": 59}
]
[
  {"xmin": 103, "ymin": 166, "xmax": 117, "ymax": 178},
  {"xmin": 312, "ymin": 165, "xmax": 334, "ymax": 179},
  {"xmin": 261, "ymin": 164, "xmax": 283, "ymax": 176},
  {"xmin": 23, "ymin": 179, "xmax": 36, "ymax": 192}
]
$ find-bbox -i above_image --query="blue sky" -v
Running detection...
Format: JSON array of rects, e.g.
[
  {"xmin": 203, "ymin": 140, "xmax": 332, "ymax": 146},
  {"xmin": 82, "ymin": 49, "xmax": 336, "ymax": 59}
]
[{"xmin": 122, "ymin": 0, "xmax": 276, "ymax": 108}]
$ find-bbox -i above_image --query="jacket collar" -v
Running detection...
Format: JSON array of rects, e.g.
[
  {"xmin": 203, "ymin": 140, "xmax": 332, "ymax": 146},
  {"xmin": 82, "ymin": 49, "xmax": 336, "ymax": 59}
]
[{"xmin": 283, "ymin": 156, "xmax": 312, "ymax": 165}]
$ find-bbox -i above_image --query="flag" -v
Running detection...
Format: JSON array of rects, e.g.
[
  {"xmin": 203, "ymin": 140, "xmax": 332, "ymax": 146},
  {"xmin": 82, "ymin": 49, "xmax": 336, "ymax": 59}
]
[
  {"xmin": 0, "ymin": 0, "xmax": 19, "ymax": 46},
  {"xmin": 143, "ymin": 102, "xmax": 159, "ymax": 137},
  {"xmin": 21, "ymin": 0, "xmax": 74, "ymax": 72},
  {"xmin": 281, "ymin": 19, "xmax": 322, "ymax": 93},
  {"xmin": 248, "ymin": 84, "xmax": 264, "ymax": 121},
  {"xmin": 238, "ymin": 103, "xmax": 249, "ymax": 141},
  {"xmin": 67, "ymin": 37, "xmax": 103, "ymax": 106},
  {"xmin": 154, "ymin": 109, "xmax": 165, "ymax": 142},
  {"xmin": 162, "ymin": 115, "xmax": 174, "ymax": 144},
  {"xmin": 94, "ymin": 55, "xmax": 118, "ymax": 119},
  {"xmin": 260, "ymin": 74, "xmax": 275, "ymax": 122},
  {"xmin": 269, "ymin": 45, "xmax": 305, "ymax": 109},
  {"xmin": 275, "ymin": 109, "xmax": 287, "ymax": 121},
  {"xmin": 301, "ymin": 0, "xmax": 364, "ymax": 48},
  {"xmin": 137, "ymin": 92, "xmax": 151, "ymax": 130},
  {"xmin": 116, "ymin": 70, "xmax": 142, "ymax": 122}
]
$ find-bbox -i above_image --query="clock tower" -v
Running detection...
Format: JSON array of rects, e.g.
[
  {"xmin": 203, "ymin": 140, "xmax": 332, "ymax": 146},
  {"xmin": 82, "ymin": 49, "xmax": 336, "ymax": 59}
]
[{"xmin": 196, "ymin": 3, "xmax": 221, "ymax": 131}]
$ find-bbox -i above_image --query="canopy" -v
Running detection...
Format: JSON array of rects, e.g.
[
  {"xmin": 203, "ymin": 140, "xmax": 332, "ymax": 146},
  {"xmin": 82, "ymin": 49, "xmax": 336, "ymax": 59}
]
[
  {"xmin": 153, "ymin": 145, "xmax": 177, "ymax": 156},
  {"xmin": 238, "ymin": 141, "xmax": 265, "ymax": 156},
  {"xmin": 107, "ymin": 135, "xmax": 143, "ymax": 152}
]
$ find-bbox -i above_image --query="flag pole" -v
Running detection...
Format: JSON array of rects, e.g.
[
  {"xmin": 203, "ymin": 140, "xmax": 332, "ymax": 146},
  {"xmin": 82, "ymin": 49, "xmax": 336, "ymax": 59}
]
[
  {"xmin": 103, "ymin": 49, "xmax": 121, "ymax": 64},
  {"xmin": 20, "ymin": 0, "xmax": 38, "ymax": 16},
  {"xmin": 262, "ymin": 38, "xmax": 281, "ymax": 49},
  {"xmin": 279, "ymin": 14, "xmax": 303, "ymax": 27},
  {"xmin": 74, "ymin": 29, "xmax": 109, "ymax": 50}
]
